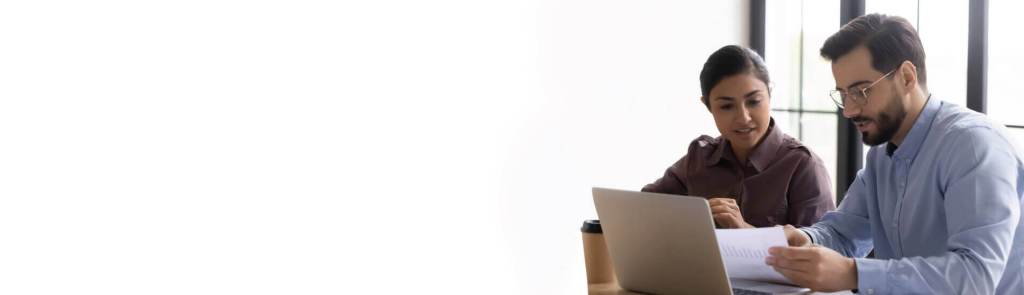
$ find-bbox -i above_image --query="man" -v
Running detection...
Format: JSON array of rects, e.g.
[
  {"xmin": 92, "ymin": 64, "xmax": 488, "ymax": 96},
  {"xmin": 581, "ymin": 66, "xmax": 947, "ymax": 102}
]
[{"xmin": 764, "ymin": 14, "xmax": 1024, "ymax": 294}]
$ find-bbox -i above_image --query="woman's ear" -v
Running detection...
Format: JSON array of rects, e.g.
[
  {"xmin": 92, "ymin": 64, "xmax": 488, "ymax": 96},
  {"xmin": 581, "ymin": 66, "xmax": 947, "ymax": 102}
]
[{"xmin": 700, "ymin": 96, "xmax": 710, "ymax": 110}]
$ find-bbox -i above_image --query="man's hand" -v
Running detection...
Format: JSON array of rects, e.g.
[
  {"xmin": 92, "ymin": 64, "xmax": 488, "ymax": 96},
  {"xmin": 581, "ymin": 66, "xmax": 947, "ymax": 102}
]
[
  {"xmin": 708, "ymin": 198, "xmax": 752, "ymax": 228},
  {"xmin": 765, "ymin": 245, "xmax": 858, "ymax": 292},
  {"xmin": 782, "ymin": 224, "xmax": 811, "ymax": 247}
]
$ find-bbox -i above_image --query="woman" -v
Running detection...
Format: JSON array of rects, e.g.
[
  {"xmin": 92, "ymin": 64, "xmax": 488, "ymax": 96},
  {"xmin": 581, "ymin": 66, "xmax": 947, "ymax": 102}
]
[{"xmin": 643, "ymin": 45, "xmax": 835, "ymax": 228}]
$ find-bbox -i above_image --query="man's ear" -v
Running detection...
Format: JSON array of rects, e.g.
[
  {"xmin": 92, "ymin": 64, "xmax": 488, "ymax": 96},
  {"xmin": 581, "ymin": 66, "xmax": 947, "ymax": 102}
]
[{"xmin": 898, "ymin": 60, "xmax": 918, "ymax": 89}]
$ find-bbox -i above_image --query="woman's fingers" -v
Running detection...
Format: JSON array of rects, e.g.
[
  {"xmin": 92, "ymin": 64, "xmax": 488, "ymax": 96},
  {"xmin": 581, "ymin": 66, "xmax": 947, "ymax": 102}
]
[{"xmin": 708, "ymin": 198, "xmax": 740, "ymax": 212}]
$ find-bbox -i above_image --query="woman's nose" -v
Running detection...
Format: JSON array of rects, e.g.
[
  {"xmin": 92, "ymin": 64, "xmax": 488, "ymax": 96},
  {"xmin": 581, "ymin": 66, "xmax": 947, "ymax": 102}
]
[{"xmin": 738, "ymin": 106, "xmax": 753, "ymax": 122}]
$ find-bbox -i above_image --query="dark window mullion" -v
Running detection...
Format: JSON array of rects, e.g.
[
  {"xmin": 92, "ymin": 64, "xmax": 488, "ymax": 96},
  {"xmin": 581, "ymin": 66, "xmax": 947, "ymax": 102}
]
[
  {"xmin": 967, "ymin": 0, "xmax": 988, "ymax": 113},
  {"xmin": 750, "ymin": 0, "xmax": 766, "ymax": 58}
]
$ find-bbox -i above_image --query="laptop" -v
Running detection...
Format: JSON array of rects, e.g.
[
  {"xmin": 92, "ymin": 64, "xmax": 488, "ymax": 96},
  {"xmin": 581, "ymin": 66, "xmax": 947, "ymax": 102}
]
[{"xmin": 592, "ymin": 187, "xmax": 809, "ymax": 295}]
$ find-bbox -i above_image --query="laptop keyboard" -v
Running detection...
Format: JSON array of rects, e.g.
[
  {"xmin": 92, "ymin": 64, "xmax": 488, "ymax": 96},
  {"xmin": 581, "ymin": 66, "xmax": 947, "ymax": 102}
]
[{"xmin": 732, "ymin": 288, "xmax": 772, "ymax": 295}]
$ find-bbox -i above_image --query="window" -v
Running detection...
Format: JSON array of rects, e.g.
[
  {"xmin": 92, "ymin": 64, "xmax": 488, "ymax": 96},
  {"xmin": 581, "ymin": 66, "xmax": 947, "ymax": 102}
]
[
  {"xmin": 988, "ymin": 1, "xmax": 1024, "ymax": 132},
  {"xmin": 867, "ymin": 0, "xmax": 969, "ymax": 106},
  {"xmin": 765, "ymin": 0, "xmax": 840, "ymax": 196}
]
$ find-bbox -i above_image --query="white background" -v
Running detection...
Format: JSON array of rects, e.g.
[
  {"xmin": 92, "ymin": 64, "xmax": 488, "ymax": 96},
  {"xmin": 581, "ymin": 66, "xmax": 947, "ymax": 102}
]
[{"xmin": 0, "ymin": 0, "xmax": 746, "ymax": 294}]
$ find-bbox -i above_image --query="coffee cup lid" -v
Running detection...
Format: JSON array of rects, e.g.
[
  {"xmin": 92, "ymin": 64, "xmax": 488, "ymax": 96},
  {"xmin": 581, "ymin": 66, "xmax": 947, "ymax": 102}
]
[{"xmin": 581, "ymin": 219, "xmax": 602, "ymax": 233}]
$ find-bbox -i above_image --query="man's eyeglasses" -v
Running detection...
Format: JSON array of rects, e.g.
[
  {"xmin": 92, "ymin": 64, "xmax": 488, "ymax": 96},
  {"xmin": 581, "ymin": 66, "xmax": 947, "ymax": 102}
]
[{"xmin": 829, "ymin": 69, "xmax": 895, "ymax": 109}]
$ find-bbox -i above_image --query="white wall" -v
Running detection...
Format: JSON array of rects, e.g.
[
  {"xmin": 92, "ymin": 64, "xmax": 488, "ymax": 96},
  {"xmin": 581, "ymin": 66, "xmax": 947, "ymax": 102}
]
[
  {"xmin": 0, "ymin": 0, "xmax": 746, "ymax": 294},
  {"xmin": 508, "ymin": 1, "xmax": 748, "ymax": 294}
]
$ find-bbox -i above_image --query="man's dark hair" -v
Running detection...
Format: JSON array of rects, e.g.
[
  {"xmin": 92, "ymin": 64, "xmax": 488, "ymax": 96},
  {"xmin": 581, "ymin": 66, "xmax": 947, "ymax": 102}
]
[
  {"xmin": 820, "ymin": 13, "xmax": 927, "ymax": 86},
  {"xmin": 699, "ymin": 45, "xmax": 770, "ymax": 107}
]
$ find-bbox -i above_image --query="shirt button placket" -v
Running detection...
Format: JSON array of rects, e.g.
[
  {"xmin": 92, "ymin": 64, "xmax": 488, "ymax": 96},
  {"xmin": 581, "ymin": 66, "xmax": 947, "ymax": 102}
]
[{"xmin": 893, "ymin": 159, "xmax": 908, "ymax": 256}]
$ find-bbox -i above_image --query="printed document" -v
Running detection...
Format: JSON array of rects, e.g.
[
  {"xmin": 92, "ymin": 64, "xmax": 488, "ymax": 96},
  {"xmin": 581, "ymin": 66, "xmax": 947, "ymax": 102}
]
[{"xmin": 715, "ymin": 226, "xmax": 793, "ymax": 284}]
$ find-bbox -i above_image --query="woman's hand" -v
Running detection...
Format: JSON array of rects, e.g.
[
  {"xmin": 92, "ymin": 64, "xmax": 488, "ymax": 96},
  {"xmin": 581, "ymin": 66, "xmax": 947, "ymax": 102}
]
[{"xmin": 708, "ymin": 197, "xmax": 753, "ymax": 228}]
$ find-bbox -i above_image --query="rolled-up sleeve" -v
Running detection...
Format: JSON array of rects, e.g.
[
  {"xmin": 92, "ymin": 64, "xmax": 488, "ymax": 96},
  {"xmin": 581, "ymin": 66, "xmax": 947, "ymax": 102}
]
[{"xmin": 642, "ymin": 155, "xmax": 689, "ymax": 195}]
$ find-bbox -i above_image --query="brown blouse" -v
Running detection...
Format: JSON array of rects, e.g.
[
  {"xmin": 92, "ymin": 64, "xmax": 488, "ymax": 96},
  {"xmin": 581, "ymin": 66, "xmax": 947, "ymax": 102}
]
[{"xmin": 642, "ymin": 120, "xmax": 835, "ymax": 227}]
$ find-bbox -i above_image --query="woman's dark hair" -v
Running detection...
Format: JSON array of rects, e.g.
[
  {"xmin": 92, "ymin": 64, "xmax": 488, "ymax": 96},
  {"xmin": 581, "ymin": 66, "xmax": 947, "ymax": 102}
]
[
  {"xmin": 699, "ymin": 45, "xmax": 771, "ymax": 108},
  {"xmin": 820, "ymin": 14, "xmax": 926, "ymax": 86}
]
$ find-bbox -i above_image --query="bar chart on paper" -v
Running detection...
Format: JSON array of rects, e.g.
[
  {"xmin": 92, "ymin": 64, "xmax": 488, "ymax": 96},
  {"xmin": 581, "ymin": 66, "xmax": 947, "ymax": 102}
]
[{"xmin": 720, "ymin": 244, "xmax": 772, "ymax": 258}]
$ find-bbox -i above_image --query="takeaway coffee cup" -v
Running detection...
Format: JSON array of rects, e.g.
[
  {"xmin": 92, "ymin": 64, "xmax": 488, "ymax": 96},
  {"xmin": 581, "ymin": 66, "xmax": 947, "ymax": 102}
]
[{"xmin": 581, "ymin": 219, "xmax": 616, "ymax": 285}]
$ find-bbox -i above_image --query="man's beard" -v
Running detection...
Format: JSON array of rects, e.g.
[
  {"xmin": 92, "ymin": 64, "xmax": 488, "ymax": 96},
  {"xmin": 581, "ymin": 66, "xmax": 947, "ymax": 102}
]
[{"xmin": 854, "ymin": 90, "xmax": 907, "ymax": 146}]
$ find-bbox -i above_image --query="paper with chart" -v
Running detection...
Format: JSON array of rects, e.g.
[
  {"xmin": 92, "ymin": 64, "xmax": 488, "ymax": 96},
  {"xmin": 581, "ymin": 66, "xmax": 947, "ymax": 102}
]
[{"xmin": 715, "ymin": 226, "xmax": 793, "ymax": 284}]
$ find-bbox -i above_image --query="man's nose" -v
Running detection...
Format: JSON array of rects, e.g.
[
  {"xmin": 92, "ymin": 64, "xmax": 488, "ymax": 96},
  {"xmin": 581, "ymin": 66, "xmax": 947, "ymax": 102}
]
[{"xmin": 841, "ymin": 103, "xmax": 860, "ymax": 119}]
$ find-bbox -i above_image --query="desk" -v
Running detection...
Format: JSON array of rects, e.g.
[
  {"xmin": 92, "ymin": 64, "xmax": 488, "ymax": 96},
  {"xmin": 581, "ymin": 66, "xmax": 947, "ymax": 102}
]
[{"xmin": 588, "ymin": 280, "xmax": 855, "ymax": 295}]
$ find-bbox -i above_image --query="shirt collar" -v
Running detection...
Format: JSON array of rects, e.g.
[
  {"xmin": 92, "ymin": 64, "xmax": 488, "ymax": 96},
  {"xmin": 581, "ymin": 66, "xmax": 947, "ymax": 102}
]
[
  {"xmin": 747, "ymin": 119, "xmax": 783, "ymax": 172},
  {"xmin": 708, "ymin": 118, "xmax": 782, "ymax": 172},
  {"xmin": 709, "ymin": 137, "xmax": 728, "ymax": 166},
  {"xmin": 888, "ymin": 94, "xmax": 940, "ymax": 160}
]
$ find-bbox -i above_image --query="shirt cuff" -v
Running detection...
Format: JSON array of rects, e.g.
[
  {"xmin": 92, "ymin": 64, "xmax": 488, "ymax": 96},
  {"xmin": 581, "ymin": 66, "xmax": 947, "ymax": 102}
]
[
  {"xmin": 854, "ymin": 258, "xmax": 889, "ymax": 295},
  {"xmin": 800, "ymin": 228, "xmax": 817, "ymax": 245}
]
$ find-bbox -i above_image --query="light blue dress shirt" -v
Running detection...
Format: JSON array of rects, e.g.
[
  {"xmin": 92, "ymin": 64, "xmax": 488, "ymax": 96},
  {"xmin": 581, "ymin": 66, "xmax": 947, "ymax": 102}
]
[{"xmin": 802, "ymin": 96, "xmax": 1024, "ymax": 294}]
